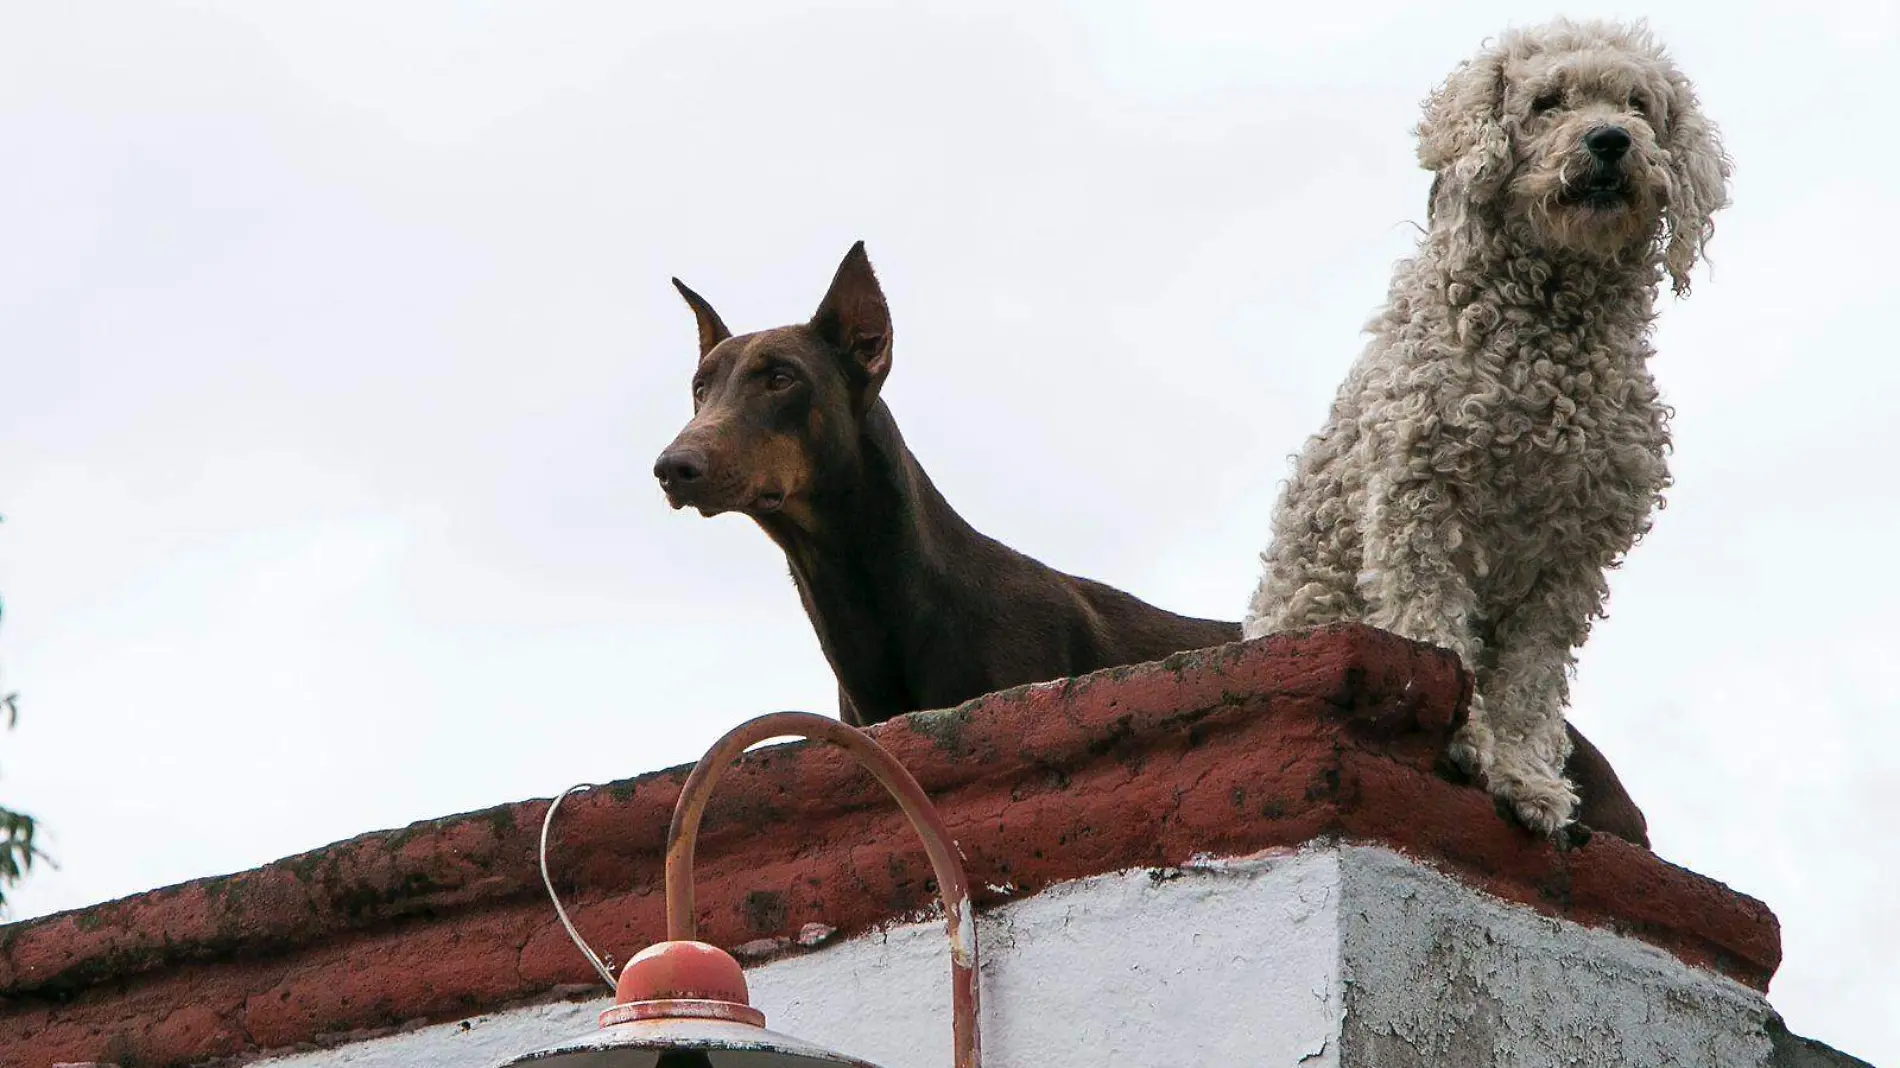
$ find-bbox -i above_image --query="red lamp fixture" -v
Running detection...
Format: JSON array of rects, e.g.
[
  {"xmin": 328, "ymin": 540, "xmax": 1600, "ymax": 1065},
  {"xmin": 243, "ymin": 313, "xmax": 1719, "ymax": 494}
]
[{"xmin": 496, "ymin": 711, "xmax": 981, "ymax": 1068}]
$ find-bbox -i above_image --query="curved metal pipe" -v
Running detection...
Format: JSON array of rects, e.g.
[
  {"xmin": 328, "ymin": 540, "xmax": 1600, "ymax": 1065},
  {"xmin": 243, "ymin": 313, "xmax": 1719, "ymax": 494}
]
[{"xmin": 665, "ymin": 711, "xmax": 980, "ymax": 1068}]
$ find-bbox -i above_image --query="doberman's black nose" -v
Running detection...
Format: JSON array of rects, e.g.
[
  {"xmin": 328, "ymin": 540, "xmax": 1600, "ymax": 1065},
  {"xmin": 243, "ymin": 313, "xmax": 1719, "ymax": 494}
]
[
  {"xmin": 1584, "ymin": 125, "xmax": 1631, "ymax": 161},
  {"xmin": 654, "ymin": 448, "xmax": 708, "ymax": 486}
]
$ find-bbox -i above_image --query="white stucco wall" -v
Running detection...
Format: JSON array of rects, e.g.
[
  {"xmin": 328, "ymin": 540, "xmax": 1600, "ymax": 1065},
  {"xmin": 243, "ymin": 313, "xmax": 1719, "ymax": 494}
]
[
  {"xmin": 1335, "ymin": 846, "xmax": 1779, "ymax": 1066},
  {"xmin": 250, "ymin": 844, "xmax": 1786, "ymax": 1068}
]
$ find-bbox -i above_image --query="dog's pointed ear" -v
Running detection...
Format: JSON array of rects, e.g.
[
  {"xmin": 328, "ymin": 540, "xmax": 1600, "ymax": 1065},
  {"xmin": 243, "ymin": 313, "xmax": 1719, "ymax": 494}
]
[
  {"xmin": 810, "ymin": 241, "xmax": 893, "ymax": 412},
  {"xmin": 1659, "ymin": 72, "xmax": 1731, "ymax": 297},
  {"xmin": 1417, "ymin": 45, "xmax": 1511, "ymax": 222},
  {"xmin": 672, "ymin": 277, "xmax": 732, "ymax": 358}
]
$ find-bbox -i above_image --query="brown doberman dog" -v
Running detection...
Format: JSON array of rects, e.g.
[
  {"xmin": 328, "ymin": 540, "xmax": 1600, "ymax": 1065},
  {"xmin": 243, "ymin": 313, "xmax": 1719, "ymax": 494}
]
[{"xmin": 654, "ymin": 243, "xmax": 1649, "ymax": 847}]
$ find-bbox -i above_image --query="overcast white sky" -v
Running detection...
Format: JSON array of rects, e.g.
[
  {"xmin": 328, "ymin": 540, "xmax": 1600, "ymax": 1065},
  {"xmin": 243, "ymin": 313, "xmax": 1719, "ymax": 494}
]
[{"xmin": 1, "ymin": 1, "xmax": 1895, "ymax": 1061}]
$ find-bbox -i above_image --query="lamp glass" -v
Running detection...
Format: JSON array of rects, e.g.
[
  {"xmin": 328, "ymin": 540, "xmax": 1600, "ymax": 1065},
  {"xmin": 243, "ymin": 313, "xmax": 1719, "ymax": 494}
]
[{"xmin": 497, "ymin": 1016, "xmax": 885, "ymax": 1068}]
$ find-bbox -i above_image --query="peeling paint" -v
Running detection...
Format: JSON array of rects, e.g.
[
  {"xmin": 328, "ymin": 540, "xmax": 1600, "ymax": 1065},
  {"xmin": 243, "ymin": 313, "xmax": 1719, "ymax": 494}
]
[
  {"xmin": 795, "ymin": 923, "xmax": 836, "ymax": 948},
  {"xmin": 948, "ymin": 899, "xmax": 976, "ymax": 969}
]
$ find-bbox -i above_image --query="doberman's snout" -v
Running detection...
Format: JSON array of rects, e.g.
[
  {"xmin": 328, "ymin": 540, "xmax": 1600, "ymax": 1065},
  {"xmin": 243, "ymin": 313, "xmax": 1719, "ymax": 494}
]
[
  {"xmin": 653, "ymin": 447, "xmax": 708, "ymax": 489},
  {"xmin": 1584, "ymin": 125, "xmax": 1631, "ymax": 162}
]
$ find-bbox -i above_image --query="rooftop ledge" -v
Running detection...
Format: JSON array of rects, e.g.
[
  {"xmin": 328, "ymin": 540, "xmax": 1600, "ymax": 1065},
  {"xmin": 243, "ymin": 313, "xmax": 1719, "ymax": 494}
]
[{"xmin": 0, "ymin": 623, "xmax": 1781, "ymax": 1067}]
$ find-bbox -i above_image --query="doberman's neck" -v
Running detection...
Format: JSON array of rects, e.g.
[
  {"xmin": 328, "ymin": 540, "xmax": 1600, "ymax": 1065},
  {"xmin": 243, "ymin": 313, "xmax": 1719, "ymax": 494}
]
[{"xmin": 753, "ymin": 402, "xmax": 979, "ymax": 721}]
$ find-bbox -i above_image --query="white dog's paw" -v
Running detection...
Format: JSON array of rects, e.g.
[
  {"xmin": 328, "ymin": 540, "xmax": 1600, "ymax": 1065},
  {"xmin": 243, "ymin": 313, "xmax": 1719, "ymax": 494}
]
[
  {"xmin": 1446, "ymin": 722, "xmax": 1492, "ymax": 778},
  {"xmin": 1492, "ymin": 773, "xmax": 1580, "ymax": 840}
]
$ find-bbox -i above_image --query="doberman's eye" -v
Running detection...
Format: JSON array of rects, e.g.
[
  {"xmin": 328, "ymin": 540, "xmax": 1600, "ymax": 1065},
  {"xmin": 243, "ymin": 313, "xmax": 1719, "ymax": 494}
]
[
  {"xmin": 1532, "ymin": 90, "xmax": 1562, "ymax": 114},
  {"xmin": 765, "ymin": 369, "xmax": 797, "ymax": 392},
  {"xmin": 691, "ymin": 381, "xmax": 707, "ymax": 405}
]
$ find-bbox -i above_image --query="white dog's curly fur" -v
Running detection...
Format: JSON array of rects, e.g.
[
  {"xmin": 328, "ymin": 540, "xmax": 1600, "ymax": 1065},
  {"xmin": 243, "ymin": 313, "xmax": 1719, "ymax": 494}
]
[{"xmin": 1242, "ymin": 19, "xmax": 1731, "ymax": 837}]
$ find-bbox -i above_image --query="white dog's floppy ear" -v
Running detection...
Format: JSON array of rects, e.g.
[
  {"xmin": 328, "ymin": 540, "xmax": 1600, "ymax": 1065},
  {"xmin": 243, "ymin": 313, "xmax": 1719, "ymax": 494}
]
[
  {"xmin": 1417, "ymin": 45, "xmax": 1511, "ymax": 215},
  {"xmin": 1659, "ymin": 72, "xmax": 1732, "ymax": 297}
]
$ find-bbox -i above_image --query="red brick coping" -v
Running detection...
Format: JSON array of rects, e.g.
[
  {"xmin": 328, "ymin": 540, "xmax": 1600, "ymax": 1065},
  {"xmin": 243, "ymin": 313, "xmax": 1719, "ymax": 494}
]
[{"xmin": 0, "ymin": 625, "xmax": 1780, "ymax": 1066}]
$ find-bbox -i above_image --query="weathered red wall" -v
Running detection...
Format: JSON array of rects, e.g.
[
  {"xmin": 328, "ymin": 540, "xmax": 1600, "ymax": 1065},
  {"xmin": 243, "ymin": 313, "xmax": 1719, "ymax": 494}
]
[{"xmin": 0, "ymin": 625, "xmax": 1780, "ymax": 1067}]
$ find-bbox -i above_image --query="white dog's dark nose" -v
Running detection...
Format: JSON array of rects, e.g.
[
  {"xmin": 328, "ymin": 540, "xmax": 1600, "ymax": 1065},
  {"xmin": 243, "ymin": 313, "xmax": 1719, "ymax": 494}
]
[{"xmin": 1584, "ymin": 126, "xmax": 1631, "ymax": 161}]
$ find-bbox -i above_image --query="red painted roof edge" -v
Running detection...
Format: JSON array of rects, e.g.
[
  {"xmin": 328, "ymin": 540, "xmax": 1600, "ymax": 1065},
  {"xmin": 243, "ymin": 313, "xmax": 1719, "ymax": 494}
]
[{"xmin": 0, "ymin": 625, "xmax": 1782, "ymax": 1068}]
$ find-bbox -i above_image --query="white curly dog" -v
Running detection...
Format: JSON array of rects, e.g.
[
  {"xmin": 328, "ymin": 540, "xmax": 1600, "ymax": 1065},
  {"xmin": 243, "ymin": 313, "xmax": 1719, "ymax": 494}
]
[{"xmin": 1243, "ymin": 19, "xmax": 1731, "ymax": 837}]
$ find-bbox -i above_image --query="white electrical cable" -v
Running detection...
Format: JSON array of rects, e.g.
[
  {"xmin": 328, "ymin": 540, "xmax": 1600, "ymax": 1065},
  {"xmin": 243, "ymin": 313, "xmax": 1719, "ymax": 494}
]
[{"xmin": 538, "ymin": 782, "xmax": 618, "ymax": 990}]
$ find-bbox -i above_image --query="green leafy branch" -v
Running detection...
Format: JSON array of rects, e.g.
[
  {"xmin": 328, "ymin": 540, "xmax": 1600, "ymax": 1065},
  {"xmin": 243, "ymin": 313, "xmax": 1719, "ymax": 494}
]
[{"xmin": 0, "ymin": 514, "xmax": 46, "ymax": 912}]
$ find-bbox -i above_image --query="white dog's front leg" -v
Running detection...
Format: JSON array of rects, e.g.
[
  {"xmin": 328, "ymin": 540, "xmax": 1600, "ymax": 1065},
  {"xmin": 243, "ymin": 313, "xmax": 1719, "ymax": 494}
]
[
  {"xmin": 1478, "ymin": 572, "xmax": 1605, "ymax": 836},
  {"xmin": 1355, "ymin": 474, "xmax": 1493, "ymax": 774}
]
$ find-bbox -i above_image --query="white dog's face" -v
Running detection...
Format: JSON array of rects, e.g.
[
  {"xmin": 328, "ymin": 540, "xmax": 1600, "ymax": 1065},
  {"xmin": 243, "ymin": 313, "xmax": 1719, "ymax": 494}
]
[
  {"xmin": 1417, "ymin": 21, "xmax": 1732, "ymax": 294},
  {"xmin": 1502, "ymin": 52, "xmax": 1677, "ymax": 257}
]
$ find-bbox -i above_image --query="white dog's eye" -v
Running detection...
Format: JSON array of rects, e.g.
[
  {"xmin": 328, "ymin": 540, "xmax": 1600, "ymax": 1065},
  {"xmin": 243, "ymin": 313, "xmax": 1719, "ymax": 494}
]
[
  {"xmin": 1532, "ymin": 90, "xmax": 1563, "ymax": 114},
  {"xmin": 1629, "ymin": 92, "xmax": 1650, "ymax": 115}
]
